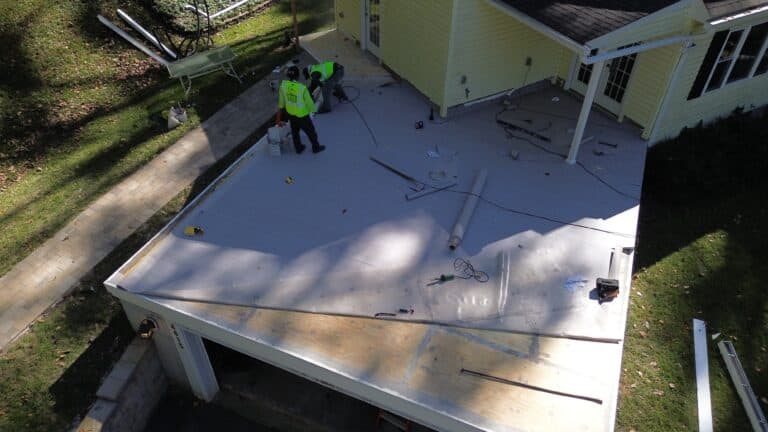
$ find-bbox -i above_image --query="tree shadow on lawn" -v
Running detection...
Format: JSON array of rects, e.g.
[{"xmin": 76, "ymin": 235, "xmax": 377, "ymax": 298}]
[{"xmin": 627, "ymin": 109, "xmax": 768, "ymax": 429}]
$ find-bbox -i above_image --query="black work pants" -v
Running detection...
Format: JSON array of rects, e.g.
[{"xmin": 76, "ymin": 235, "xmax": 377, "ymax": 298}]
[{"xmin": 288, "ymin": 113, "xmax": 321, "ymax": 151}]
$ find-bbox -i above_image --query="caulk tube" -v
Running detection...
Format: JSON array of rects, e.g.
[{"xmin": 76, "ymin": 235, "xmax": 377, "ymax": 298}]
[{"xmin": 448, "ymin": 169, "xmax": 487, "ymax": 250}]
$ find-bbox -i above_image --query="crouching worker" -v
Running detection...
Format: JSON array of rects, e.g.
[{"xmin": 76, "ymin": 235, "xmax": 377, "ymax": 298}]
[
  {"xmin": 303, "ymin": 61, "xmax": 348, "ymax": 113},
  {"xmin": 276, "ymin": 66, "xmax": 325, "ymax": 154}
]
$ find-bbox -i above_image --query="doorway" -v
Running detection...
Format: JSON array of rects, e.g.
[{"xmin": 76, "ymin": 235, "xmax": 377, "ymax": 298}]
[
  {"xmin": 571, "ymin": 51, "xmax": 638, "ymax": 117},
  {"xmin": 366, "ymin": 0, "xmax": 381, "ymax": 57}
]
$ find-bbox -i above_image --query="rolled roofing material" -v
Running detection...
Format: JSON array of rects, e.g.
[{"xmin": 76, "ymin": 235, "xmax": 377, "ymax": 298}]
[{"xmin": 448, "ymin": 169, "xmax": 487, "ymax": 250}]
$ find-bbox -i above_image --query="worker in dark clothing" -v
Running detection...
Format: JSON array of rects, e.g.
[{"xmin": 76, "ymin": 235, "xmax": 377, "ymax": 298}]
[
  {"xmin": 303, "ymin": 61, "xmax": 348, "ymax": 113},
  {"xmin": 276, "ymin": 66, "xmax": 325, "ymax": 154}
]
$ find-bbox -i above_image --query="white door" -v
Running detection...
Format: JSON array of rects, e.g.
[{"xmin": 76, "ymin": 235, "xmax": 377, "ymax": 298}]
[
  {"xmin": 571, "ymin": 52, "xmax": 638, "ymax": 117},
  {"xmin": 366, "ymin": 0, "xmax": 381, "ymax": 58}
]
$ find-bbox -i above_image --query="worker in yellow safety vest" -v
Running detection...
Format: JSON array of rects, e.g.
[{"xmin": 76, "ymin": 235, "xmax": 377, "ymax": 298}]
[
  {"xmin": 276, "ymin": 66, "xmax": 325, "ymax": 154},
  {"xmin": 303, "ymin": 60, "xmax": 348, "ymax": 113}
]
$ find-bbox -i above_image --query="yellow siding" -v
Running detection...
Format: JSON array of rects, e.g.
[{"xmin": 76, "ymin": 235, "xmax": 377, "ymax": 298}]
[
  {"xmin": 444, "ymin": 0, "xmax": 569, "ymax": 107},
  {"xmin": 557, "ymin": 50, "xmax": 575, "ymax": 83},
  {"xmin": 378, "ymin": 0, "xmax": 453, "ymax": 108},
  {"xmin": 335, "ymin": 0, "xmax": 361, "ymax": 41},
  {"xmin": 622, "ymin": 43, "xmax": 680, "ymax": 132},
  {"xmin": 654, "ymin": 14, "xmax": 768, "ymax": 141}
]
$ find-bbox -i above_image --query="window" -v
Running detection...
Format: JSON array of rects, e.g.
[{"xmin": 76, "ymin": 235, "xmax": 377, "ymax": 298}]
[
  {"xmin": 706, "ymin": 29, "xmax": 743, "ymax": 92},
  {"xmin": 577, "ymin": 63, "xmax": 593, "ymax": 84},
  {"xmin": 729, "ymin": 22, "xmax": 768, "ymax": 82},
  {"xmin": 689, "ymin": 22, "xmax": 768, "ymax": 99},
  {"xmin": 603, "ymin": 52, "xmax": 637, "ymax": 103}
]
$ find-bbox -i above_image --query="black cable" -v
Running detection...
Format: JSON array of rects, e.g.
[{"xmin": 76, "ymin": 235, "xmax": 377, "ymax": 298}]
[
  {"xmin": 340, "ymin": 85, "xmax": 361, "ymax": 103},
  {"xmin": 443, "ymin": 189, "xmax": 635, "ymax": 238},
  {"xmin": 453, "ymin": 258, "xmax": 489, "ymax": 282},
  {"xmin": 349, "ymin": 99, "xmax": 379, "ymax": 148},
  {"xmin": 575, "ymin": 161, "xmax": 639, "ymax": 200}
]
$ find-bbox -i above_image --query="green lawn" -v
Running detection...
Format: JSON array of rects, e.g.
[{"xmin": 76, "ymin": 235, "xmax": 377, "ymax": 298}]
[
  {"xmin": 0, "ymin": 1, "xmax": 331, "ymax": 430},
  {"xmin": 617, "ymin": 110, "xmax": 768, "ymax": 431},
  {"xmin": 1, "ymin": 2, "xmax": 766, "ymax": 430},
  {"xmin": 0, "ymin": 0, "xmax": 333, "ymax": 278}
]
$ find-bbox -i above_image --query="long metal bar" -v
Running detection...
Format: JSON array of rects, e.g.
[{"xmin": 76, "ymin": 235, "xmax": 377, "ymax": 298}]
[
  {"xmin": 460, "ymin": 369, "xmax": 603, "ymax": 404},
  {"xmin": 117, "ymin": 9, "xmax": 177, "ymax": 59},
  {"xmin": 97, "ymin": 15, "xmax": 170, "ymax": 67},
  {"xmin": 185, "ymin": 0, "xmax": 259, "ymax": 19},
  {"xmin": 583, "ymin": 35, "xmax": 690, "ymax": 65},
  {"xmin": 718, "ymin": 340, "xmax": 768, "ymax": 432},
  {"xmin": 693, "ymin": 319, "xmax": 713, "ymax": 432}
]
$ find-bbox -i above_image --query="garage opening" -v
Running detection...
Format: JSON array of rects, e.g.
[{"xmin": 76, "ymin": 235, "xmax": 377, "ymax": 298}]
[{"xmin": 203, "ymin": 338, "xmax": 434, "ymax": 432}]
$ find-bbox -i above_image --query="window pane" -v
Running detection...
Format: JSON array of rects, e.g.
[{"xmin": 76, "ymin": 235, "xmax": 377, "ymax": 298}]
[
  {"xmin": 578, "ymin": 63, "xmax": 593, "ymax": 84},
  {"xmin": 757, "ymin": 53, "xmax": 768, "ymax": 75},
  {"xmin": 729, "ymin": 23, "xmax": 768, "ymax": 82},
  {"xmin": 706, "ymin": 61, "xmax": 731, "ymax": 92},
  {"xmin": 720, "ymin": 30, "xmax": 744, "ymax": 61},
  {"xmin": 688, "ymin": 30, "xmax": 728, "ymax": 99}
]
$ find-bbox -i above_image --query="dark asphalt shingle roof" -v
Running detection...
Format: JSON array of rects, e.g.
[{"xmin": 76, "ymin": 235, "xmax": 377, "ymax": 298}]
[
  {"xmin": 496, "ymin": 0, "xmax": 768, "ymax": 45},
  {"xmin": 704, "ymin": 0, "xmax": 768, "ymax": 18}
]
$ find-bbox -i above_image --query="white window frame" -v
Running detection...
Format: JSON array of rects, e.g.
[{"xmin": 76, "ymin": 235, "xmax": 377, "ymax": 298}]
[{"xmin": 697, "ymin": 22, "xmax": 768, "ymax": 97}]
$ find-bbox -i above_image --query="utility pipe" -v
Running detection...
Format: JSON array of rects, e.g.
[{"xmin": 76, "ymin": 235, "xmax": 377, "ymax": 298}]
[
  {"xmin": 291, "ymin": 0, "xmax": 300, "ymax": 49},
  {"xmin": 117, "ymin": 9, "xmax": 177, "ymax": 59},
  {"xmin": 448, "ymin": 169, "xmax": 488, "ymax": 251},
  {"xmin": 98, "ymin": 15, "xmax": 170, "ymax": 67}
]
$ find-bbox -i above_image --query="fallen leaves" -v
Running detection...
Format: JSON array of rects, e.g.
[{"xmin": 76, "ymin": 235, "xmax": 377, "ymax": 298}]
[
  {"xmin": 669, "ymin": 383, "xmax": 676, "ymax": 389},
  {"xmin": 652, "ymin": 389, "xmax": 665, "ymax": 396}
]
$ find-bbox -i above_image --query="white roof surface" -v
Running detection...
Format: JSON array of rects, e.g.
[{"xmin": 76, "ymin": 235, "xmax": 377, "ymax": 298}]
[{"xmin": 107, "ymin": 57, "xmax": 647, "ymax": 430}]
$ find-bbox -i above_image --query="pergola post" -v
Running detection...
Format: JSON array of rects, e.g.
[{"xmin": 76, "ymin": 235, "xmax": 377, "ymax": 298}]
[
  {"xmin": 170, "ymin": 323, "xmax": 219, "ymax": 401},
  {"xmin": 567, "ymin": 59, "xmax": 605, "ymax": 164}
]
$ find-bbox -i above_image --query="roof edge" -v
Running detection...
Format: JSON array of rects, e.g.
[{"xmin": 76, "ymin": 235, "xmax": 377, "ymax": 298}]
[{"xmin": 484, "ymin": 0, "xmax": 588, "ymax": 56}]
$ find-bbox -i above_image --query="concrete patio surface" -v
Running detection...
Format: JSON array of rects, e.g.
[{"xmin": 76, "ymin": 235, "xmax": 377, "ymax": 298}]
[{"xmin": 0, "ymin": 52, "xmax": 312, "ymax": 352}]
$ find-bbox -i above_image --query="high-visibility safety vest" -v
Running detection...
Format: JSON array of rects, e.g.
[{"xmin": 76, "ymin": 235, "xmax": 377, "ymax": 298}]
[
  {"xmin": 279, "ymin": 80, "xmax": 316, "ymax": 117},
  {"xmin": 309, "ymin": 62, "xmax": 334, "ymax": 81}
]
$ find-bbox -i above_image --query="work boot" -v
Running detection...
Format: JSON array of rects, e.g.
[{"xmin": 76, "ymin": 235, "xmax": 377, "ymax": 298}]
[
  {"xmin": 295, "ymin": 144, "xmax": 306, "ymax": 154},
  {"xmin": 312, "ymin": 145, "xmax": 326, "ymax": 154}
]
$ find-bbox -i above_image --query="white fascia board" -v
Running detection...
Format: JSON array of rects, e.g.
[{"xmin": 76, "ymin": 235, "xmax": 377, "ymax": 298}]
[
  {"xmin": 710, "ymin": 4, "xmax": 768, "ymax": 26},
  {"xmin": 102, "ymin": 283, "xmax": 486, "ymax": 432},
  {"xmin": 586, "ymin": 0, "xmax": 697, "ymax": 49},
  {"xmin": 484, "ymin": 0, "xmax": 589, "ymax": 56},
  {"xmin": 582, "ymin": 34, "xmax": 691, "ymax": 64}
]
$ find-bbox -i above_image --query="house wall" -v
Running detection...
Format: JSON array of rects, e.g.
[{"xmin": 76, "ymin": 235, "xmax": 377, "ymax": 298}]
[
  {"xmin": 622, "ymin": 44, "xmax": 681, "ymax": 135},
  {"xmin": 653, "ymin": 12, "xmax": 768, "ymax": 142},
  {"xmin": 335, "ymin": 0, "xmax": 362, "ymax": 41},
  {"xmin": 444, "ymin": 0, "xmax": 571, "ymax": 108},
  {"xmin": 378, "ymin": 0, "xmax": 454, "ymax": 109}
]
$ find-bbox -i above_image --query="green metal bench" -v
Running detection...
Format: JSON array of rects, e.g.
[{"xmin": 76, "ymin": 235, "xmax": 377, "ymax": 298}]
[{"xmin": 167, "ymin": 46, "xmax": 242, "ymax": 97}]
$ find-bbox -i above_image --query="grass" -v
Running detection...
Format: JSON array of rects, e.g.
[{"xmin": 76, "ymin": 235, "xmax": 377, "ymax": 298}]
[
  {"xmin": 616, "ymin": 110, "xmax": 768, "ymax": 431},
  {"xmin": 0, "ymin": 0, "xmax": 333, "ymax": 278},
  {"xmin": 0, "ymin": 1, "xmax": 332, "ymax": 430}
]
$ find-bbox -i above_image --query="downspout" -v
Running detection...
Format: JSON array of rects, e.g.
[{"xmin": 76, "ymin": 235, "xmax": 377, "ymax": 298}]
[
  {"xmin": 647, "ymin": 40, "xmax": 695, "ymax": 144},
  {"xmin": 440, "ymin": 0, "xmax": 460, "ymax": 117}
]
